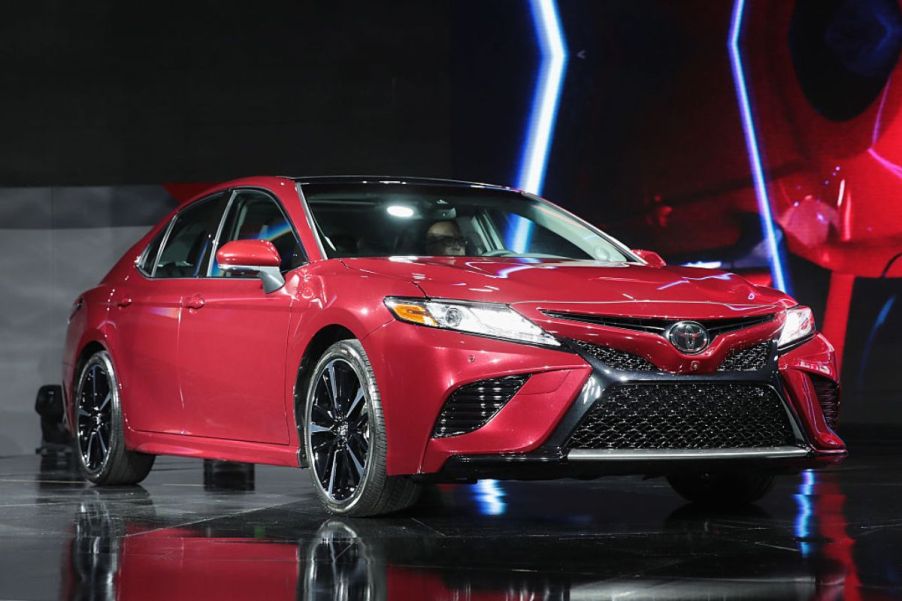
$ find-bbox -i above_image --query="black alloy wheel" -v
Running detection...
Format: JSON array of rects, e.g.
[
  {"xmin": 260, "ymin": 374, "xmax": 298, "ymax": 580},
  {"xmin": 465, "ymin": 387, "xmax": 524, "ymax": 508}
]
[
  {"xmin": 74, "ymin": 351, "xmax": 154, "ymax": 485},
  {"xmin": 303, "ymin": 340, "xmax": 421, "ymax": 516},
  {"xmin": 309, "ymin": 357, "xmax": 372, "ymax": 502},
  {"xmin": 76, "ymin": 358, "xmax": 114, "ymax": 476}
]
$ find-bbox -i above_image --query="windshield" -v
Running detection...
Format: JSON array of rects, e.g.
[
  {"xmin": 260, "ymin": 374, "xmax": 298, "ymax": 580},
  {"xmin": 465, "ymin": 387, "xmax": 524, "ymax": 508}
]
[{"xmin": 301, "ymin": 182, "xmax": 635, "ymax": 262}]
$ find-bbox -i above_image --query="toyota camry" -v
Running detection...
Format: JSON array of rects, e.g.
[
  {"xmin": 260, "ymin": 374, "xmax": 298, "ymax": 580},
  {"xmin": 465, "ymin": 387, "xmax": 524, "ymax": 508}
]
[{"xmin": 62, "ymin": 176, "xmax": 846, "ymax": 516}]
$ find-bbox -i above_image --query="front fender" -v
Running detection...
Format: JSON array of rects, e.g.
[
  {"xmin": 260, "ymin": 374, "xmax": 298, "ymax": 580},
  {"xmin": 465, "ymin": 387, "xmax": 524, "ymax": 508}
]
[{"xmin": 284, "ymin": 264, "xmax": 424, "ymax": 449}]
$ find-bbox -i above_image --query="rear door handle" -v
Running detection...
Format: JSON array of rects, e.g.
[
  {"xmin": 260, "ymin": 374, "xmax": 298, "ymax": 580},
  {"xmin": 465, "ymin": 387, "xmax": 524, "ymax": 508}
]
[
  {"xmin": 184, "ymin": 295, "xmax": 206, "ymax": 310},
  {"xmin": 116, "ymin": 297, "xmax": 132, "ymax": 307}
]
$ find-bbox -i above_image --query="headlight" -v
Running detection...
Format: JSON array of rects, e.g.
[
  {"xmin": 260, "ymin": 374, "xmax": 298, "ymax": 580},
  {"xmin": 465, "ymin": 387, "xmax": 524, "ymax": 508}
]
[
  {"xmin": 384, "ymin": 297, "xmax": 559, "ymax": 347},
  {"xmin": 778, "ymin": 306, "xmax": 815, "ymax": 349}
]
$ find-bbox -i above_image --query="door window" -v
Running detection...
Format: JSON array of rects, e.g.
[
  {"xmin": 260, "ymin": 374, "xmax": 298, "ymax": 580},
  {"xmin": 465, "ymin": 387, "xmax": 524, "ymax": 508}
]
[
  {"xmin": 154, "ymin": 194, "xmax": 228, "ymax": 278},
  {"xmin": 210, "ymin": 190, "xmax": 305, "ymax": 277}
]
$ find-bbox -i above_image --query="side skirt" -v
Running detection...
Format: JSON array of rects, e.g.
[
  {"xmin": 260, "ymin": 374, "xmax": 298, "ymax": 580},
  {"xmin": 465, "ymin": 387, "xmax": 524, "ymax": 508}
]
[{"xmin": 126, "ymin": 429, "xmax": 301, "ymax": 468}]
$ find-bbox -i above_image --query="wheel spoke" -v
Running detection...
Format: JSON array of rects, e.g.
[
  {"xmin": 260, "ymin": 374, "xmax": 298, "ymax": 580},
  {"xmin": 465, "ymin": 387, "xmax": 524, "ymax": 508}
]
[
  {"xmin": 308, "ymin": 422, "xmax": 334, "ymax": 435},
  {"xmin": 345, "ymin": 386, "xmax": 364, "ymax": 419},
  {"xmin": 311, "ymin": 401, "xmax": 335, "ymax": 423},
  {"xmin": 311, "ymin": 437, "xmax": 332, "ymax": 452},
  {"xmin": 346, "ymin": 445, "xmax": 365, "ymax": 479},
  {"xmin": 98, "ymin": 392, "xmax": 111, "ymax": 412},
  {"xmin": 326, "ymin": 364, "xmax": 339, "ymax": 412},
  {"xmin": 326, "ymin": 449, "xmax": 338, "ymax": 496},
  {"xmin": 85, "ymin": 431, "xmax": 96, "ymax": 466},
  {"xmin": 97, "ymin": 429, "xmax": 109, "ymax": 456},
  {"xmin": 349, "ymin": 431, "xmax": 369, "ymax": 453}
]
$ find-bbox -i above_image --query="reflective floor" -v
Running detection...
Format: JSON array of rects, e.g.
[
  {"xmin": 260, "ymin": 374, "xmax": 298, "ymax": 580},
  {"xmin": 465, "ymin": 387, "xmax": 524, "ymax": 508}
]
[{"xmin": 1, "ymin": 439, "xmax": 901, "ymax": 600}]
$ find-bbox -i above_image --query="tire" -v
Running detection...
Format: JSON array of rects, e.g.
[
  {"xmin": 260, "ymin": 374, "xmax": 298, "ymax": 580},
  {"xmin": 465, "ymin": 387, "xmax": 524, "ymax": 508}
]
[
  {"xmin": 303, "ymin": 340, "xmax": 421, "ymax": 516},
  {"xmin": 74, "ymin": 351, "xmax": 155, "ymax": 485},
  {"xmin": 667, "ymin": 471, "xmax": 775, "ymax": 507}
]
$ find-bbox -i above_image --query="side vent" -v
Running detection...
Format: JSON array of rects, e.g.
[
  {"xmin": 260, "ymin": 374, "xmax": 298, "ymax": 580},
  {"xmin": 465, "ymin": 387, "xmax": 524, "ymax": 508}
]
[
  {"xmin": 432, "ymin": 375, "xmax": 529, "ymax": 438},
  {"xmin": 810, "ymin": 374, "xmax": 840, "ymax": 430}
]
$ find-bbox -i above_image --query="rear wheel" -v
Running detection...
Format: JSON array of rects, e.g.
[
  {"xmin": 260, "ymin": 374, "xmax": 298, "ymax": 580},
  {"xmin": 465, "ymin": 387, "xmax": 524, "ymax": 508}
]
[
  {"xmin": 667, "ymin": 471, "xmax": 775, "ymax": 507},
  {"xmin": 74, "ymin": 351, "xmax": 154, "ymax": 485},
  {"xmin": 303, "ymin": 340, "xmax": 421, "ymax": 516}
]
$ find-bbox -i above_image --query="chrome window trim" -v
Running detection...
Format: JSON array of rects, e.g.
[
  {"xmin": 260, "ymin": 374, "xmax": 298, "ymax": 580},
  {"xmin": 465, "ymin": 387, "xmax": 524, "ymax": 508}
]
[
  {"xmin": 135, "ymin": 216, "xmax": 176, "ymax": 278},
  {"xmin": 206, "ymin": 189, "xmax": 239, "ymax": 277},
  {"xmin": 567, "ymin": 447, "xmax": 810, "ymax": 461},
  {"xmin": 295, "ymin": 182, "xmax": 327, "ymax": 260},
  {"xmin": 148, "ymin": 215, "xmax": 178, "ymax": 278}
]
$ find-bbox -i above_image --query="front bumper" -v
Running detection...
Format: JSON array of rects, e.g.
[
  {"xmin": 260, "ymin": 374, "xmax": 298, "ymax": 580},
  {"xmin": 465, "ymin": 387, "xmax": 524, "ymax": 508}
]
[{"xmin": 363, "ymin": 321, "xmax": 846, "ymax": 478}]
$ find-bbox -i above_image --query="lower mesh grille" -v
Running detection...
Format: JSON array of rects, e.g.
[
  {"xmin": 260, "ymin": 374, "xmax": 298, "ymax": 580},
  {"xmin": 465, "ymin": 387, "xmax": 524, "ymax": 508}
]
[
  {"xmin": 566, "ymin": 382, "xmax": 796, "ymax": 450},
  {"xmin": 571, "ymin": 340, "xmax": 657, "ymax": 371},
  {"xmin": 810, "ymin": 374, "xmax": 840, "ymax": 430},
  {"xmin": 433, "ymin": 375, "xmax": 529, "ymax": 438},
  {"xmin": 718, "ymin": 342, "xmax": 771, "ymax": 371}
]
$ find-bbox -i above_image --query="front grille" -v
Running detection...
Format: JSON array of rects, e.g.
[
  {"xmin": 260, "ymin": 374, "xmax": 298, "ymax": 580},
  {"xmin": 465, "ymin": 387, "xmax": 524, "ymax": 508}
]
[
  {"xmin": 566, "ymin": 383, "xmax": 796, "ymax": 450},
  {"xmin": 542, "ymin": 311, "xmax": 774, "ymax": 338},
  {"xmin": 433, "ymin": 375, "xmax": 529, "ymax": 438},
  {"xmin": 810, "ymin": 374, "xmax": 840, "ymax": 430},
  {"xmin": 718, "ymin": 342, "xmax": 771, "ymax": 371},
  {"xmin": 571, "ymin": 339, "xmax": 658, "ymax": 371}
]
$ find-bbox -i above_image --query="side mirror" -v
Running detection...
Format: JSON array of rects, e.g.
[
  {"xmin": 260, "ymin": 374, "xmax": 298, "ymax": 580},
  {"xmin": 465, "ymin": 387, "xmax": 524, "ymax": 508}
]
[
  {"xmin": 216, "ymin": 240, "xmax": 285, "ymax": 293},
  {"xmin": 632, "ymin": 249, "xmax": 666, "ymax": 268}
]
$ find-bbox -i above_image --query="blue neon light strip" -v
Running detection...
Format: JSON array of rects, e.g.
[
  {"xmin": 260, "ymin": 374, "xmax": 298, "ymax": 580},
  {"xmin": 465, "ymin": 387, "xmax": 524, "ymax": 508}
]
[
  {"xmin": 508, "ymin": 0, "xmax": 569, "ymax": 252},
  {"xmin": 728, "ymin": 0, "xmax": 790, "ymax": 292}
]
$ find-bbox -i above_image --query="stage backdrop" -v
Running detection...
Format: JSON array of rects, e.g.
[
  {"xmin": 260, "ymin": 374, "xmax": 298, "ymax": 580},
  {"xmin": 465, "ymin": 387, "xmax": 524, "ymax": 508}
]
[{"xmin": 0, "ymin": 0, "xmax": 900, "ymax": 455}]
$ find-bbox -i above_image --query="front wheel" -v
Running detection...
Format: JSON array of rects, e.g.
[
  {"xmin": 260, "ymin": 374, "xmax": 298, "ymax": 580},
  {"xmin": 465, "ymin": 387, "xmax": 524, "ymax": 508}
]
[
  {"xmin": 303, "ymin": 340, "xmax": 421, "ymax": 516},
  {"xmin": 667, "ymin": 471, "xmax": 775, "ymax": 507},
  {"xmin": 74, "ymin": 351, "xmax": 155, "ymax": 485}
]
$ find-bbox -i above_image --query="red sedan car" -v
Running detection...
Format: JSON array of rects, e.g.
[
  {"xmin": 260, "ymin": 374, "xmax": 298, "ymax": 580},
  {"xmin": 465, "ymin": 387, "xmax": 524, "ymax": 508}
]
[{"xmin": 63, "ymin": 176, "xmax": 846, "ymax": 516}]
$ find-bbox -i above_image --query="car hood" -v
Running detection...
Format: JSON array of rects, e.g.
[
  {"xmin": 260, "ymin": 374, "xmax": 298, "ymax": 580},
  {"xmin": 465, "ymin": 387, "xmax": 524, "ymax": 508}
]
[{"xmin": 340, "ymin": 257, "xmax": 794, "ymax": 319}]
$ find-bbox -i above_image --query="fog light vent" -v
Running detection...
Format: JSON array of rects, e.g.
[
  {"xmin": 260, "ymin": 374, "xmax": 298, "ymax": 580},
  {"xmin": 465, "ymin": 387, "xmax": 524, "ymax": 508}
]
[
  {"xmin": 810, "ymin": 374, "xmax": 840, "ymax": 430},
  {"xmin": 432, "ymin": 375, "xmax": 529, "ymax": 438}
]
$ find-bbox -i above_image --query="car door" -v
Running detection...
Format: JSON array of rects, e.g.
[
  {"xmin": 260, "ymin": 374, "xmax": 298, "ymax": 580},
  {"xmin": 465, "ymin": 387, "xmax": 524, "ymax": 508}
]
[
  {"xmin": 176, "ymin": 188, "xmax": 304, "ymax": 444},
  {"xmin": 115, "ymin": 193, "xmax": 229, "ymax": 434}
]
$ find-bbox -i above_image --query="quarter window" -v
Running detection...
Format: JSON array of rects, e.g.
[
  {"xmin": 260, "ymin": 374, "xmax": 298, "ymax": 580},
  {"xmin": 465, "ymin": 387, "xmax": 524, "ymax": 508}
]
[
  {"xmin": 154, "ymin": 194, "xmax": 228, "ymax": 278},
  {"xmin": 138, "ymin": 223, "xmax": 169, "ymax": 276},
  {"xmin": 210, "ymin": 190, "xmax": 305, "ymax": 277}
]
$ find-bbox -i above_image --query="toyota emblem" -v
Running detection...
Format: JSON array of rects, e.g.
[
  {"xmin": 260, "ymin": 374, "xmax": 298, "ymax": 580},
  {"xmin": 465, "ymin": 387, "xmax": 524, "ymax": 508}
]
[{"xmin": 666, "ymin": 321, "xmax": 710, "ymax": 354}]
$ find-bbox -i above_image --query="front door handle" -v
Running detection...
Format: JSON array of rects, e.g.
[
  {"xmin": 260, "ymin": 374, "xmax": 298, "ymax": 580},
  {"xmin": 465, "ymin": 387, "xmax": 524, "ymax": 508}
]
[
  {"xmin": 116, "ymin": 297, "xmax": 132, "ymax": 308},
  {"xmin": 184, "ymin": 295, "xmax": 206, "ymax": 310}
]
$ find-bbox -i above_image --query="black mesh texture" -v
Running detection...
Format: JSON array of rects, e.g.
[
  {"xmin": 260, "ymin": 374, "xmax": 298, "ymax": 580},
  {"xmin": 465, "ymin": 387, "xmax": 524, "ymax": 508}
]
[
  {"xmin": 810, "ymin": 374, "xmax": 840, "ymax": 430},
  {"xmin": 571, "ymin": 340, "xmax": 658, "ymax": 371},
  {"xmin": 433, "ymin": 375, "xmax": 529, "ymax": 438},
  {"xmin": 566, "ymin": 383, "xmax": 796, "ymax": 450},
  {"xmin": 718, "ymin": 342, "xmax": 771, "ymax": 371}
]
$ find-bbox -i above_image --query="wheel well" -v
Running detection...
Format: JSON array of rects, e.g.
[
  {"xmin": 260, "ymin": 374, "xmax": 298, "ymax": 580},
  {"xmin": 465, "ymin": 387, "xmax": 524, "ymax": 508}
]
[
  {"xmin": 295, "ymin": 325, "xmax": 356, "ymax": 414},
  {"xmin": 75, "ymin": 341, "xmax": 106, "ymax": 383}
]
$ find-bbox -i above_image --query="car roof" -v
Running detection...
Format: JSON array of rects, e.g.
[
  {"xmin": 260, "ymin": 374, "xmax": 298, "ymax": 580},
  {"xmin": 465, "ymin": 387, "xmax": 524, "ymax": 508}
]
[{"xmin": 291, "ymin": 175, "xmax": 516, "ymax": 192}]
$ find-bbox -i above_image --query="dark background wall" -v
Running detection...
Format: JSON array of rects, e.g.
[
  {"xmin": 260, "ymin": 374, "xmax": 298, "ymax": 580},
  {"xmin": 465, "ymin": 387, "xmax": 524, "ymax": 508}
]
[
  {"xmin": 0, "ymin": 0, "xmax": 900, "ymax": 454},
  {"xmin": 0, "ymin": 1, "xmax": 453, "ymax": 184}
]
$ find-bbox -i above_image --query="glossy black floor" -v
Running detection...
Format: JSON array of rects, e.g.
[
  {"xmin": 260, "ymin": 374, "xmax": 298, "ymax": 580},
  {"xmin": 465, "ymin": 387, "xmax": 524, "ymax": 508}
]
[{"xmin": 1, "ymin": 435, "xmax": 901, "ymax": 600}]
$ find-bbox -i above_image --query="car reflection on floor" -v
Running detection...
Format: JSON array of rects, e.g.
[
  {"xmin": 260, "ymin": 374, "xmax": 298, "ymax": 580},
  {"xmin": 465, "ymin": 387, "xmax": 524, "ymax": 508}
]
[{"xmin": 55, "ymin": 479, "xmax": 871, "ymax": 600}]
